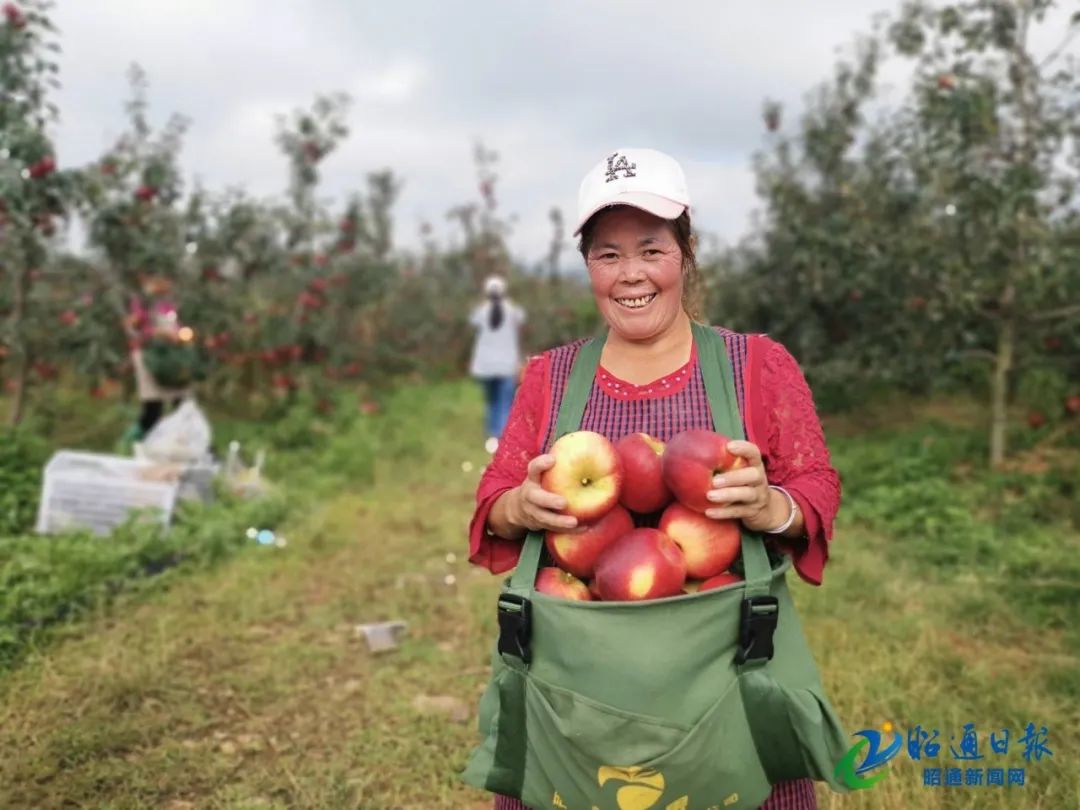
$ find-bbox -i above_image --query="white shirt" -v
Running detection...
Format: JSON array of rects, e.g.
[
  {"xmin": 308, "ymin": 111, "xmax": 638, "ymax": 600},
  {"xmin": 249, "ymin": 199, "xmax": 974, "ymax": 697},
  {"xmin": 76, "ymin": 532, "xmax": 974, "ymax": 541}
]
[{"xmin": 469, "ymin": 299, "xmax": 525, "ymax": 378}]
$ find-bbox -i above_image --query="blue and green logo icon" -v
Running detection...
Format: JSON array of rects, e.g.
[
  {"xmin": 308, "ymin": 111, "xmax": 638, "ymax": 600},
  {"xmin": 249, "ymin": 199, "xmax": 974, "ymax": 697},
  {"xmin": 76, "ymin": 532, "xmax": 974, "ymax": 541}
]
[{"xmin": 835, "ymin": 721, "xmax": 904, "ymax": 789}]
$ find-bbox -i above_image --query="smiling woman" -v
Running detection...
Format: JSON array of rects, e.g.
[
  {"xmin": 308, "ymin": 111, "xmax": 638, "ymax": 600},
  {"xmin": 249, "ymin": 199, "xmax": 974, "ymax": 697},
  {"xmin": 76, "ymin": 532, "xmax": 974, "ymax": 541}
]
[
  {"xmin": 465, "ymin": 148, "xmax": 845, "ymax": 810},
  {"xmin": 582, "ymin": 206, "xmax": 699, "ymax": 386}
]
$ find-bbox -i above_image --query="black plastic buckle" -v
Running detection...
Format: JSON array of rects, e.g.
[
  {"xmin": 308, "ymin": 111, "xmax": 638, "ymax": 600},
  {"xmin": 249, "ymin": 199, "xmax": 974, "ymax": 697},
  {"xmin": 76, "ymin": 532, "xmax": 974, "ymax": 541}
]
[
  {"xmin": 497, "ymin": 593, "xmax": 532, "ymax": 663},
  {"xmin": 736, "ymin": 595, "xmax": 779, "ymax": 665}
]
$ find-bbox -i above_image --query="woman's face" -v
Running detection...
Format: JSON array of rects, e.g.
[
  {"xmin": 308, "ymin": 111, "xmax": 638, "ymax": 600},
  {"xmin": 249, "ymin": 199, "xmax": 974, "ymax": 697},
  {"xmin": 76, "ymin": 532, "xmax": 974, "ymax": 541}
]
[{"xmin": 585, "ymin": 207, "xmax": 684, "ymax": 342}]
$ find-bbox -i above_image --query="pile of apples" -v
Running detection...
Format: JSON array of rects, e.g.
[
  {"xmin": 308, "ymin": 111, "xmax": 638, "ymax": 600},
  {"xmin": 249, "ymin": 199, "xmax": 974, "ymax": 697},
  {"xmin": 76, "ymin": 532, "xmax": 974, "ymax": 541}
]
[{"xmin": 535, "ymin": 429, "xmax": 747, "ymax": 602}]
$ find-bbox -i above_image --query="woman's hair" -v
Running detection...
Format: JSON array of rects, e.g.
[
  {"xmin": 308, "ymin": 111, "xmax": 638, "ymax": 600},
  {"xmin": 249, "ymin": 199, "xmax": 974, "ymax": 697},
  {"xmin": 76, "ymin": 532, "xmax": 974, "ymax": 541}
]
[
  {"xmin": 577, "ymin": 208, "xmax": 702, "ymax": 320},
  {"xmin": 487, "ymin": 291, "xmax": 505, "ymax": 330}
]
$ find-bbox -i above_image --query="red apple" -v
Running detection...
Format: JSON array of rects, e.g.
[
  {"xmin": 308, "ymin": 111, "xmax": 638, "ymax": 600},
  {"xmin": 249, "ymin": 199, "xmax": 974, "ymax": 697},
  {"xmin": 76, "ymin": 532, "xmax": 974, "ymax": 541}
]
[
  {"xmin": 587, "ymin": 578, "xmax": 603, "ymax": 600},
  {"xmin": 28, "ymin": 156, "xmax": 55, "ymax": 179},
  {"xmin": 4, "ymin": 4, "xmax": 27, "ymax": 29},
  {"xmin": 658, "ymin": 501, "xmax": 740, "ymax": 579},
  {"xmin": 700, "ymin": 571, "xmax": 743, "ymax": 592},
  {"xmin": 541, "ymin": 431, "xmax": 623, "ymax": 522},
  {"xmin": 546, "ymin": 504, "xmax": 634, "ymax": 579},
  {"xmin": 1027, "ymin": 410, "xmax": 1046, "ymax": 429},
  {"xmin": 662, "ymin": 430, "xmax": 747, "ymax": 513},
  {"xmin": 1066, "ymin": 395, "xmax": 1080, "ymax": 415},
  {"xmin": 535, "ymin": 567, "xmax": 592, "ymax": 601},
  {"xmin": 615, "ymin": 433, "xmax": 673, "ymax": 514},
  {"xmin": 593, "ymin": 529, "xmax": 686, "ymax": 601}
]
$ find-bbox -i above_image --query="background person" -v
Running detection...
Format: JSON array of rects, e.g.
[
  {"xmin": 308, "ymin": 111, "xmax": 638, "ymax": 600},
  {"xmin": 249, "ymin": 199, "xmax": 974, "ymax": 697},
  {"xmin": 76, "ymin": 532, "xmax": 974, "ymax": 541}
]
[
  {"xmin": 469, "ymin": 274, "xmax": 526, "ymax": 454},
  {"xmin": 126, "ymin": 276, "xmax": 191, "ymax": 437}
]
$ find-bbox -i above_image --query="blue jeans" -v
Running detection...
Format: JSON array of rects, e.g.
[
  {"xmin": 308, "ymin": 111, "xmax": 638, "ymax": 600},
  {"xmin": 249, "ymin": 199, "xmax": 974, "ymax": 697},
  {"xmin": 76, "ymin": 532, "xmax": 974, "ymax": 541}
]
[{"xmin": 479, "ymin": 376, "xmax": 516, "ymax": 439}]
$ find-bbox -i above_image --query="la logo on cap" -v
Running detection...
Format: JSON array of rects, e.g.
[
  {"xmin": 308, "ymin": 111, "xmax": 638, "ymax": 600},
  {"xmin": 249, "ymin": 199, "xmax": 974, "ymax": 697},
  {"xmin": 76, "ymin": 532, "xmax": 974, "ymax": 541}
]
[
  {"xmin": 605, "ymin": 152, "xmax": 637, "ymax": 183},
  {"xmin": 574, "ymin": 147, "xmax": 691, "ymax": 235}
]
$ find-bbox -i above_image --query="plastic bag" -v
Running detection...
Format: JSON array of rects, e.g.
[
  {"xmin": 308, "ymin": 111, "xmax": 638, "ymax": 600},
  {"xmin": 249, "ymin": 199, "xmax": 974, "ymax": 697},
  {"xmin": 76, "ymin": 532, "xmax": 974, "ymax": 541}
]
[
  {"xmin": 141, "ymin": 398, "xmax": 212, "ymax": 464},
  {"xmin": 222, "ymin": 440, "xmax": 271, "ymax": 498}
]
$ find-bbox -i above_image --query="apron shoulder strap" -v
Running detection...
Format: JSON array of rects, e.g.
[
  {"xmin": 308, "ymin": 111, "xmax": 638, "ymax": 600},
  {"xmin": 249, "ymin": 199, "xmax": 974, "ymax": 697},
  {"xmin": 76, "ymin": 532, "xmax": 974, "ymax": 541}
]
[
  {"xmin": 509, "ymin": 334, "xmax": 606, "ymax": 594},
  {"xmin": 689, "ymin": 323, "xmax": 773, "ymax": 607}
]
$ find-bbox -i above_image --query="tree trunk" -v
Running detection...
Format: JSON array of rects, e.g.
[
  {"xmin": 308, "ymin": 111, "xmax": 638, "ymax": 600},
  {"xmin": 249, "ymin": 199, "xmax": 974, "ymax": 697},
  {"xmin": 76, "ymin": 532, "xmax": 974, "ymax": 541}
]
[
  {"xmin": 989, "ymin": 7, "xmax": 1037, "ymax": 468},
  {"xmin": 989, "ymin": 304, "xmax": 1015, "ymax": 468},
  {"xmin": 6, "ymin": 265, "xmax": 29, "ymax": 428}
]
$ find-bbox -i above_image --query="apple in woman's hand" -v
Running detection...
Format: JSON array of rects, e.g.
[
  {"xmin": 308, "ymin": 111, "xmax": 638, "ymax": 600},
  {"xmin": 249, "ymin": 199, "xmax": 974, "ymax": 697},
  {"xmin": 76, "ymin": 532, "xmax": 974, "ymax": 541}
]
[
  {"xmin": 615, "ymin": 432, "xmax": 673, "ymax": 513},
  {"xmin": 662, "ymin": 429, "xmax": 747, "ymax": 513},
  {"xmin": 659, "ymin": 501, "xmax": 740, "ymax": 579},
  {"xmin": 546, "ymin": 504, "xmax": 634, "ymax": 579},
  {"xmin": 541, "ymin": 431, "xmax": 624, "ymax": 521}
]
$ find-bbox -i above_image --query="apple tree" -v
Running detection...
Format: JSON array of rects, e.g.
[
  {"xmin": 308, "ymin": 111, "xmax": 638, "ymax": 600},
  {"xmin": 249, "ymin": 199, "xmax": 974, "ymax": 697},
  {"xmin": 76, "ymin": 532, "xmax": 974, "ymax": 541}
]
[
  {"xmin": 715, "ymin": 1, "xmax": 1080, "ymax": 464},
  {"xmin": 76, "ymin": 64, "xmax": 190, "ymax": 383},
  {"xmin": 0, "ymin": 0, "xmax": 72, "ymax": 425},
  {"xmin": 885, "ymin": 0, "xmax": 1080, "ymax": 463}
]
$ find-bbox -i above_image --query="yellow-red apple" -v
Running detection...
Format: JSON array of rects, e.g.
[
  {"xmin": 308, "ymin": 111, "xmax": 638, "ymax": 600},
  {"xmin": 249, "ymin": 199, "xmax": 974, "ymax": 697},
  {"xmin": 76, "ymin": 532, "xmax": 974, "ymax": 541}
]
[
  {"xmin": 658, "ymin": 501, "xmax": 741, "ymax": 579},
  {"xmin": 662, "ymin": 429, "xmax": 747, "ymax": 513},
  {"xmin": 535, "ymin": 566, "xmax": 593, "ymax": 600},
  {"xmin": 593, "ymin": 528, "xmax": 687, "ymax": 601},
  {"xmin": 541, "ymin": 431, "xmax": 623, "ymax": 522},
  {"xmin": 546, "ymin": 504, "xmax": 634, "ymax": 579},
  {"xmin": 615, "ymin": 432, "xmax": 673, "ymax": 514},
  {"xmin": 700, "ymin": 571, "xmax": 743, "ymax": 592}
]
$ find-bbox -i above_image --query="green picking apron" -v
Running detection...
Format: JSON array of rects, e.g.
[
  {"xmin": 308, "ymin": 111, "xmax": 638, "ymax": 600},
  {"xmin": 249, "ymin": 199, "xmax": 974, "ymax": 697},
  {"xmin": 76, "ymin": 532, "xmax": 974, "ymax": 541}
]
[{"xmin": 462, "ymin": 322, "xmax": 850, "ymax": 810}]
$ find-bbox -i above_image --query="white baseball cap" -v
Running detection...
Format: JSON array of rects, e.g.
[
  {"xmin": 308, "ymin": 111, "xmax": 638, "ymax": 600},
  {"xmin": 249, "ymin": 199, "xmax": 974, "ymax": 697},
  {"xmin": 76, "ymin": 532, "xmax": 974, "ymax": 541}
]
[
  {"xmin": 574, "ymin": 148, "xmax": 690, "ymax": 236},
  {"xmin": 483, "ymin": 275, "xmax": 507, "ymax": 295}
]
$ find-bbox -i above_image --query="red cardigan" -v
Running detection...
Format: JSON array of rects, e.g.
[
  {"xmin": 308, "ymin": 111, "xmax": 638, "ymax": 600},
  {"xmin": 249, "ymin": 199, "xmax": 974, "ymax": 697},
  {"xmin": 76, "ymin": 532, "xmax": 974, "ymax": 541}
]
[{"xmin": 468, "ymin": 333, "xmax": 840, "ymax": 586}]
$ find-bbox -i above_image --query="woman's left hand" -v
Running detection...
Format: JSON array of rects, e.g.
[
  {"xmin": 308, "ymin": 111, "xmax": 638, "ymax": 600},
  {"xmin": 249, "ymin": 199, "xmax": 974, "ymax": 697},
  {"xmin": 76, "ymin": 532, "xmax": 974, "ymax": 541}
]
[{"xmin": 703, "ymin": 440, "xmax": 779, "ymax": 532}]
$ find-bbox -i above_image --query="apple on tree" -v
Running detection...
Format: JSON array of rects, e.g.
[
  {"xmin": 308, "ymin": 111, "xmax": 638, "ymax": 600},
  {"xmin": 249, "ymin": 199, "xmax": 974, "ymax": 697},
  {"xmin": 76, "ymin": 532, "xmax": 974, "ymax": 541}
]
[
  {"xmin": 541, "ymin": 431, "xmax": 624, "ymax": 522},
  {"xmin": 662, "ymin": 429, "xmax": 747, "ymax": 513}
]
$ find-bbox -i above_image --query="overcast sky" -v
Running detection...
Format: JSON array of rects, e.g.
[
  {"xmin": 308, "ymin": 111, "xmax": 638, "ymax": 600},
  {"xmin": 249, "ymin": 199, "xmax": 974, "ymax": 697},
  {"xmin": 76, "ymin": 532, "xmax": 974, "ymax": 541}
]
[{"xmin": 49, "ymin": 1, "xmax": 1075, "ymax": 267}]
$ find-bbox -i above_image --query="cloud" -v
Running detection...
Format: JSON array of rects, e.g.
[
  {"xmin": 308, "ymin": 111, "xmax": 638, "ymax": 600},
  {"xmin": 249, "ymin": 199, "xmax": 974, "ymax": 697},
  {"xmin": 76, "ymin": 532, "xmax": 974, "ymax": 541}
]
[
  {"xmin": 47, "ymin": 0, "xmax": 1076, "ymax": 266},
  {"xmin": 353, "ymin": 59, "xmax": 428, "ymax": 104}
]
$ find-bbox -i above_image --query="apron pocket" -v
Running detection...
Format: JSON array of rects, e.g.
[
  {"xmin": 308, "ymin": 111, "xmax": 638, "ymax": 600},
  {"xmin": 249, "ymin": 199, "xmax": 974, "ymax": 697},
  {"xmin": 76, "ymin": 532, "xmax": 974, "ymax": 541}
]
[
  {"xmin": 520, "ymin": 675, "xmax": 772, "ymax": 810},
  {"xmin": 739, "ymin": 668, "xmax": 850, "ymax": 789},
  {"xmin": 462, "ymin": 661, "xmax": 524, "ymax": 796}
]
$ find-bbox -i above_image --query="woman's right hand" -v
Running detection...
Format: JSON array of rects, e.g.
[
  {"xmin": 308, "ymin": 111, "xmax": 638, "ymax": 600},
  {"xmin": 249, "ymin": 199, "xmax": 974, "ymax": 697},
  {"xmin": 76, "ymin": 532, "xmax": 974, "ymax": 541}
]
[{"xmin": 506, "ymin": 454, "xmax": 581, "ymax": 534}]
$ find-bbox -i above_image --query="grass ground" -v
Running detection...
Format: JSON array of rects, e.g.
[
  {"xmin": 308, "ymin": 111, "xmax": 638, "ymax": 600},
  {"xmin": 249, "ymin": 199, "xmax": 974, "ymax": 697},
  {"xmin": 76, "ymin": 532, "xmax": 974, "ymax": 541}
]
[{"xmin": 0, "ymin": 382, "xmax": 1076, "ymax": 809}]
